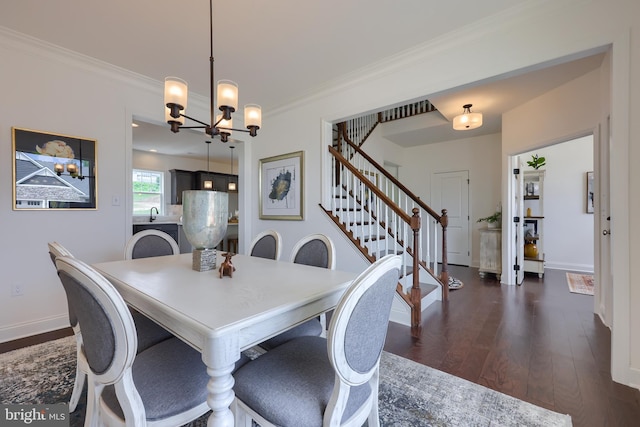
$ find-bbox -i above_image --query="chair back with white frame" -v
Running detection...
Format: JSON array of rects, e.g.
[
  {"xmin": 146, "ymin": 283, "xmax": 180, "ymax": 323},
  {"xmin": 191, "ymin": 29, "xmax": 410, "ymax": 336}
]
[
  {"xmin": 248, "ymin": 229, "xmax": 282, "ymax": 260},
  {"xmin": 289, "ymin": 233, "xmax": 336, "ymax": 269},
  {"xmin": 47, "ymin": 242, "xmax": 85, "ymax": 413},
  {"xmin": 124, "ymin": 229, "xmax": 180, "ymax": 260},
  {"xmin": 54, "ymin": 256, "xmax": 212, "ymax": 427},
  {"xmin": 233, "ymin": 254, "xmax": 402, "ymax": 427},
  {"xmin": 258, "ymin": 233, "xmax": 336, "ymax": 350}
]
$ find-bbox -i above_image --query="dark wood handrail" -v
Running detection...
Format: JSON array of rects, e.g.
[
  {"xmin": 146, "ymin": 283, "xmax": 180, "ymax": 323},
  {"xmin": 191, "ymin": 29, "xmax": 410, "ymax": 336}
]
[
  {"xmin": 329, "ymin": 145, "xmax": 412, "ymax": 224},
  {"xmin": 338, "ymin": 136, "xmax": 442, "ymax": 222}
]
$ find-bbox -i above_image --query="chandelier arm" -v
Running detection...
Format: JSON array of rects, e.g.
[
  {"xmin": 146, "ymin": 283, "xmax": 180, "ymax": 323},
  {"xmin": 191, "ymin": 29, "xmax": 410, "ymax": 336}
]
[
  {"xmin": 179, "ymin": 113, "xmax": 211, "ymax": 128},
  {"xmin": 221, "ymin": 127, "xmax": 252, "ymax": 133},
  {"xmin": 178, "ymin": 126, "xmax": 210, "ymax": 130}
]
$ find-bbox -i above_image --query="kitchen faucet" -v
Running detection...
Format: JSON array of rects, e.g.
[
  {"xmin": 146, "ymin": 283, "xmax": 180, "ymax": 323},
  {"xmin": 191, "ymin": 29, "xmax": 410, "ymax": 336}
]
[{"xmin": 149, "ymin": 207, "xmax": 159, "ymax": 222}]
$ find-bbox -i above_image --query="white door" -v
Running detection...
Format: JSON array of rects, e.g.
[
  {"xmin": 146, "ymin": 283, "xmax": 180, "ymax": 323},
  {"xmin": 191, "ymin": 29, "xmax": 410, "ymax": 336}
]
[
  {"xmin": 432, "ymin": 170, "xmax": 470, "ymax": 266},
  {"xmin": 596, "ymin": 121, "xmax": 612, "ymax": 327}
]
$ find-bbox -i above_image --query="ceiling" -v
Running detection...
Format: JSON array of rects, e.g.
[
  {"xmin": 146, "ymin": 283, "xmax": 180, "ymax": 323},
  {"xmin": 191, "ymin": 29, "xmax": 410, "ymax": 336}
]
[{"xmin": 1, "ymin": 0, "xmax": 606, "ymax": 161}]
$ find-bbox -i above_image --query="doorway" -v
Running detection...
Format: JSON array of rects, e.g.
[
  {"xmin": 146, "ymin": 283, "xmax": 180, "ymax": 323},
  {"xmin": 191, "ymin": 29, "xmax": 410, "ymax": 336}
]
[{"xmin": 508, "ymin": 135, "xmax": 597, "ymax": 285}]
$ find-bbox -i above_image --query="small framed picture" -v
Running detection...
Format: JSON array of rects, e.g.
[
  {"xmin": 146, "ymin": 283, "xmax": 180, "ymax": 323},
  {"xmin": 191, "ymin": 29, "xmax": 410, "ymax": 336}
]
[
  {"xmin": 586, "ymin": 171, "xmax": 594, "ymax": 214},
  {"xmin": 259, "ymin": 151, "xmax": 304, "ymax": 220}
]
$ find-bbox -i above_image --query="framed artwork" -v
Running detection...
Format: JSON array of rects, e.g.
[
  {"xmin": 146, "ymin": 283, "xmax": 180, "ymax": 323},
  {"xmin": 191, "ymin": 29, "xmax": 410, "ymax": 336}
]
[
  {"xmin": 259, "ymin": 151, "xmax": 303, "ymax": 220},
  {"xmin": 12, "ymin": 127, "xmax": 97, "ymax": 210},
  {"xmin": 586, "ymin": 171, "xmax": 594, "ymax": 214}
]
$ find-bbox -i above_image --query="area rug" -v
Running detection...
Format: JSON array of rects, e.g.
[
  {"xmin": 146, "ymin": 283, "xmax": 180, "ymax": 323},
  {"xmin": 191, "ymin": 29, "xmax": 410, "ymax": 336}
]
[
  {"xmin": 0, "ymin": 336, "xmax": 572, "ymax": 426},
  {"xmin": 566, "ymin": 272, "xmax": 594, "ymax": 295},
  {"xmin": 448, "ymin": 276, "xmax": 464, "ymax": 290}
]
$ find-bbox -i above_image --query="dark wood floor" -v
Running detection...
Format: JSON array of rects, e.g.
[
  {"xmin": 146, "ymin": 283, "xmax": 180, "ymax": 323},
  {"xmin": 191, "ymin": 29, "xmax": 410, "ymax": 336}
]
[{"xmin": 384, "ymin": 265, "xmax": 640, "ymax": 427}]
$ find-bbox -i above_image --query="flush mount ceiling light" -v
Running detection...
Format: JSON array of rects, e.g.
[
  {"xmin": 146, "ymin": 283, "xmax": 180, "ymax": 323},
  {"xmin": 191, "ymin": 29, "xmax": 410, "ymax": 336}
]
[
  {"xmin": 453, "ymin": 104, "xmax": 483, "ymax": 130},
  {"xmin": 164, "ymin": 0, "xmax": 261, "ymax": 143}
]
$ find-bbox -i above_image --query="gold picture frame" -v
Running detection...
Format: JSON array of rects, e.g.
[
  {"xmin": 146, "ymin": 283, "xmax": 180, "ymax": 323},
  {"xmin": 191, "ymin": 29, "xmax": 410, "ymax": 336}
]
[
  {"xmin": 12, "ymin": 127, "xmax": 97, "ymax": 210},
  {"xmin": 259, "ymin": 151, "xmax": 303, "ymax": 220}
]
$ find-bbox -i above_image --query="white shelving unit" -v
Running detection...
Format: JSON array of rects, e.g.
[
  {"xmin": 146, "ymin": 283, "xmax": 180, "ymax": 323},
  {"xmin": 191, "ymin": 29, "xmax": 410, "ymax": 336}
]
[{"xmin": 523, "ymin": 170, "xmax": 545, "ymax": 278}]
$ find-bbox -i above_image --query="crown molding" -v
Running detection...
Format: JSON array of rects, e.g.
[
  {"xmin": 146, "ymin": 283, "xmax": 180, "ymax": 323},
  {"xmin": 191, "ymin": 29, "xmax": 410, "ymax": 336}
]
[{"xmin": 269, "ymin": 0, "xmax": 572, "ymax": 119}]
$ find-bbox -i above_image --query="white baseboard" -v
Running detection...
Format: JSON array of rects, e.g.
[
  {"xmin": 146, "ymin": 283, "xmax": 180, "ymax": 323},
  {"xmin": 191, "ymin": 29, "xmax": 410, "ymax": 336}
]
[
  {"xmin": 544, "ymin": 262, "xmax": 594, "ymax": 273},
  {"xmin": 0, "ymin": 314, "xmax": 69, "ymax": 344},
  {"xmin": 628, "ymin": 366, "xmax": 640, "ymax": 392}
]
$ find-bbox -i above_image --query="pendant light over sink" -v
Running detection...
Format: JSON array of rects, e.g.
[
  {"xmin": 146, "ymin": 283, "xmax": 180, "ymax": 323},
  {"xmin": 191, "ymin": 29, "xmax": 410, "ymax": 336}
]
[{"xmin": 228, "ymin": 146, "xmax": 237, "ymax": 191}]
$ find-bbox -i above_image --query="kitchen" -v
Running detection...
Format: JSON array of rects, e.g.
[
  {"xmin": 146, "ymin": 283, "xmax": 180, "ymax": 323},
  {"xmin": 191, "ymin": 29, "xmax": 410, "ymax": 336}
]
[{"xmin": 132, "ymin": 118, "xmax": 240, "ymax": 253}]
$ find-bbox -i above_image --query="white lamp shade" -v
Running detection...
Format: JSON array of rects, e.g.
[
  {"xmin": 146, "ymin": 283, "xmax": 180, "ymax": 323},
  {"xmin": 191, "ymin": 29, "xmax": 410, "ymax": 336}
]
[
  {"xmin": 165, "ymin": 106, "xmax": 185, "ymax": 125},
  {"xmin": 244, "ymin": 104, "xmax": 262, "ymax": 128},
  {"xmin": 217, "ymin": 80, "xmax": 238, "ymax": 111},
  {"xmin": 453, "ymin": 111, "xmax": 483, "ymax": 130},
  {"xmin": 216, "ymin": 115, "xmax": 233, "ymax": 135},
  {"xmin": 164, "ymin": 77, "xmax": 188, "ymax": 110}
]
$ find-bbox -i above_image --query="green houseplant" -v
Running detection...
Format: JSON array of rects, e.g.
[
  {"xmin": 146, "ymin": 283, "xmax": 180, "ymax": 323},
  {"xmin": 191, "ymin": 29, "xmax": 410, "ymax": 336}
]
[
  {"xmin": 477, "ymin": 211, "xmax": 502, "ymax": 228},
  {"xmin": 527, "ymin": 154, "xmax": 546, "ymax": 170}
]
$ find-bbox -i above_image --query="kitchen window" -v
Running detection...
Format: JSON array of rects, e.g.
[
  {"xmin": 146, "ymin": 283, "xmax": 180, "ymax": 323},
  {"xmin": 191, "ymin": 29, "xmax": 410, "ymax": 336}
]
[{"xmin": 133, "ymin": 169, "xmax": 164, "ymax": 215}]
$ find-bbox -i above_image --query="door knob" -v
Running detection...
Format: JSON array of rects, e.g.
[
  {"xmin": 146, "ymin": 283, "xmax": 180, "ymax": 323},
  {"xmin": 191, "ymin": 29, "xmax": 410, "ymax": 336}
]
[{"xmin": 603, "ymin": 230, "xmax": 611, "ymax": 235}]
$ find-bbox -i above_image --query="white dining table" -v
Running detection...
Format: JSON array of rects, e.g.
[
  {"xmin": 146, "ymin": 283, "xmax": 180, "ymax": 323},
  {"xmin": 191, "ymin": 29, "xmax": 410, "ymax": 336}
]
[{"xmin": 92, "ymin": 252, "xmax": 357, "ymax": 427}]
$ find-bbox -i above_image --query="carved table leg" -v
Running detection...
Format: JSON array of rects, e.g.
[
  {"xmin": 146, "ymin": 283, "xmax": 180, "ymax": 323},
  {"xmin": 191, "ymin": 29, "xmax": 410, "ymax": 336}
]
[{"xmin": 206, "ymin": 363, "xmax": 236, "ymax": 427}]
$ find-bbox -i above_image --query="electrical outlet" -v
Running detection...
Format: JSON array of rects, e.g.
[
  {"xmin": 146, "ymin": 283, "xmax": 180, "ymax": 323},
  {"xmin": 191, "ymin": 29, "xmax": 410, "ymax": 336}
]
[{"xmin": 11, "ymin": 283, "xmax": 24, "ymax": 297}]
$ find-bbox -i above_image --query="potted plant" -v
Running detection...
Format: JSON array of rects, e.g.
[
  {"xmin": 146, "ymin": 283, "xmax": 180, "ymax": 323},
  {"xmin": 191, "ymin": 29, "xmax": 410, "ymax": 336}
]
[
  {"xmin": 527, "ymin": 154, "xmax": 546, "ymax": 170},
  {"xmin": 477, "ymin": 211, "xmax": 502, "ymax": 229}
]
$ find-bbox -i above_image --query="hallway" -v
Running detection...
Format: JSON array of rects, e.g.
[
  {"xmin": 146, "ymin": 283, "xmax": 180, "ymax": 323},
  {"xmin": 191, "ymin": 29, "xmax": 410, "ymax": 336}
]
[{"xmin": 384, "ymin": 266, "xmax": 640, "ymax": 427}]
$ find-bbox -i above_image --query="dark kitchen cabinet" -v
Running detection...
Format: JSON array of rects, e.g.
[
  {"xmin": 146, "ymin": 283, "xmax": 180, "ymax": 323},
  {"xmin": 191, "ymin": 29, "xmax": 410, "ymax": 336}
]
[{"xmin": 170, "ymin": 169, "xmax": 195, "ymax": 205}]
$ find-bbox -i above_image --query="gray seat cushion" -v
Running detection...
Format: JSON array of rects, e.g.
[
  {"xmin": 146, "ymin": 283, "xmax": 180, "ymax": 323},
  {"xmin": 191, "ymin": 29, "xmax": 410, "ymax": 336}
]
[
  {"xmin": 102, "ymin": 338, "xmax": 250, "ymax": 422},
  {"xmin": 130, "ymin": 308, "xmax": 174, "ymax": 353},
  {"xmin": 259, "ymin": 318, "xmax": 323, "ymax": 351},
  {"xmin": 234, "ymin": 336, "xmax": 371, "ymax": 426}
]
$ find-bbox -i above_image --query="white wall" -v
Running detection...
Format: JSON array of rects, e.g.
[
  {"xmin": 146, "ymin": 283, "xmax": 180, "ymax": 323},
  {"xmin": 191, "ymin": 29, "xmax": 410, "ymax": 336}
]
[
  {"xmin": 251, "ymin": 0, "xmax": 639, "ymax": 386},
  {"xmin": 397, "ymin": 134, "xmax": 502, "ymax": 267},
  {"xmin": 1, "ymin": 0, "xmax": 639, "ymax": 388},
  {"xmin": 520, "ymin": 136, "xmax": 594, "ymax": 272},
  {"xmin": 0, "ymin": 27, "xmax": 210, "ymax": 342}
]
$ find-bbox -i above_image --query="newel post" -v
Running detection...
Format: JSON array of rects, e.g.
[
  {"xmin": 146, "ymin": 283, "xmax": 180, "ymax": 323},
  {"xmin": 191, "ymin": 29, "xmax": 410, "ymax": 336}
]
[
  {"xmin": 440, "ymin": 209, "xmax": 449, "ymax": 301},
  {"xmin": 410, "ymin": 208, "xmax": 422, "ymax": 337}
]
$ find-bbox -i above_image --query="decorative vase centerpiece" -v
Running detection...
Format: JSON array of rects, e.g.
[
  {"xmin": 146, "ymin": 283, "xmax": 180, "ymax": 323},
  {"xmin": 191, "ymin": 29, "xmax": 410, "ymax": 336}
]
[{"xmin": 182, "ymin": 190, "xmax": 228, "ymax": 272}]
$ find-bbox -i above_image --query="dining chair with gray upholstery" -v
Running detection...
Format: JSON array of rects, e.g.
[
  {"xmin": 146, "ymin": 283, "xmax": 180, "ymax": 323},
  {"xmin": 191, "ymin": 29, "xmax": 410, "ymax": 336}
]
[
  {"xmin": 124, "ymin": 229, "xmax": 180, "ymax": 260},
  {"xmin": 232, "ymin": 254, "xmax": 402, "ymax": 427},
  {"xmin": 54, "ymin": 255, "xmax": 223, "ymax": 426},
  {"xmin": 247, "ymin": 229, "xmax": 282, "ymax": 260},
  {"xmin": 258, "ymin": 233, "xmax": 336, "ymax": 350},
  {"xmin": 47, "ymin": 242, "xmax": 85, "ymax": 413},
  {"xmin": 48, "ymin": 241, "xmax": 174, "ymax": 413}
]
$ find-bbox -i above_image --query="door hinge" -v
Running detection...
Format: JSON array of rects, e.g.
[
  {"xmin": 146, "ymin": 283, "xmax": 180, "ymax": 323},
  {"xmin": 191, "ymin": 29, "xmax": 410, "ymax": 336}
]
[
  {"xmin": 513, "ymin": 168, "xmax": 520, "ymax": 175},
  {"xmin": 513, "ymin": 264, "xmax": 521, "ymax": 271},
  {"xmin": 514, "ymin": 216, "xmax": 520, "ymax": 223}
]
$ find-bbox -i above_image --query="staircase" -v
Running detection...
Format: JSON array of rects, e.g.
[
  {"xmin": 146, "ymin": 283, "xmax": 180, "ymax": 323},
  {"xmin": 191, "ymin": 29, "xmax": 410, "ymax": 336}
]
[{"xmin": 321, "ymin": 104, "xmax": 449, "ymax": 336}]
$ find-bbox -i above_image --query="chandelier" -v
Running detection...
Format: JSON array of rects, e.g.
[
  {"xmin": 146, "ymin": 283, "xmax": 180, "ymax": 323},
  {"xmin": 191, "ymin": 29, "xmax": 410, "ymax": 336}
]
[
  {"xmin": 163, "ymin": 0, "xmax": 261, "ymax": 143},
  {"xmin": 452, "ymin": 104, "xmax": 482, "ymax": 131}
]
